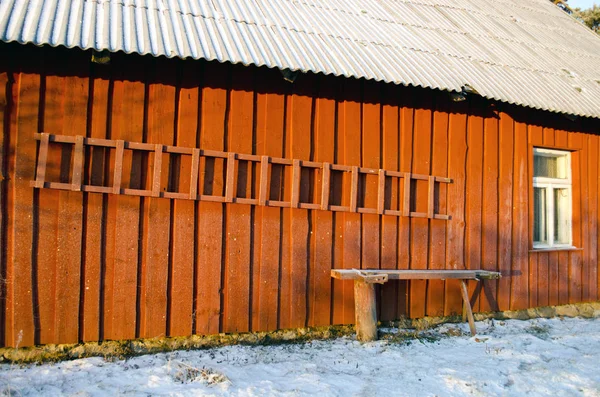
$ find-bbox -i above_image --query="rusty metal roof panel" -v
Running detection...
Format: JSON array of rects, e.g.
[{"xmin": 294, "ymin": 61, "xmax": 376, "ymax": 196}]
[{"xmin": 1, "ymin": 0, "xmax": 600, "ymax": 118}]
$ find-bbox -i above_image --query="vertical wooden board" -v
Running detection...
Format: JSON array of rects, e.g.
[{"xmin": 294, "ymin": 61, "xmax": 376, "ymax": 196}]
[
  {"xmin": 555, "ymin": 128, "xmax": 568, "ymax": 147},
  {"xmin": 361, "ymin": 81, "xmax": 380, "ymax": 271},
  {"xmin": 592, "ymin": 135, "xmax": 600, "ymax": 301},
  {"xmin": 0, "ymin": 70, "xmax": 7, "ymax": 346},
  {"xmin": 537, "ymin": 253, "xmax": 549, "ymax": 306},
  {"xmin": 195, "ymin": 61, "xmax": 227, "ymax": 334},
  {"xmin": 36, "ymin": 70, "xmax": 63, "ymax": 345},
  {"xmin": 6, "ymin": 70, "xmax": 37, "ymax": 347},
  {"xmin": 253, "ymin": 68, "xmax": 285, "ymax": 332},
  {"xmin": 55, "ymin": 62, "xmax": 88, "ymax": 344},
  {"xmin": 481, "ymin": 113, "xmax": 499, "ymax": 312},
  {"xmin": 568, "ymin": 133, "xmax": 582, "ymax": 303},
  {"xmin": 106, "ymin": 55, "xmax": 145, "ymax": 340},
  {"xmin": 140, "ymin": 58, "xmax": 176, "ymax": 338},
  {"xmin": 332, "ymin": 78, "xmax": 362, "ymax": 325},
  {"xmin": 558, "ymin": 251, "xmax": 569, "ymax": 305},
  {"xmin": 579, "ymin": 136, "xmax": 590, "ymax": 302},
  {"xmin": 331, "ymin": 82, "xmax": 346, "ymax": 325},
  {"xmin": 82, "ymin": 64, "xmax": 110, "ymax": 342},
  {"xmin": 528, "ymin": 255, "xmax": 538, "ymax": 308},
  {"xmin": 380, "ymin": 84, "xmax": 399, "ymax": 321},
  {"xmin": 465, "ymin": 111, "xmax": 484, "ymax": 312},
  {"xmin": 528, "ymin": 125, "xmax": 543, "ymax": 309},
  {"xmin": 409, "ymin": 92, "xmax": 432, "ymax": 319},
  {"xmin": 548, "ymin": 251, "xmax": 559, "ymax": 306},
  {"xmin": 169, "ymin": 60, "xmax": 199, "ymax": 337},
  {"xmin": 427, "ymin": 97, "xmax": 449, "ymax": 317},
  {"xmin": 510, "ymin": 118, "xmax": 529, "ymax": 311},
  {"xmin": 224, "ymin": 65, "xmax": 253, "ymax": 333},
  {"xmin": 288, "ymin": 73, "xmax": 314, "ymax": 329},
  {"xmin": 445, "ymin": 102, "xmax": 468, "ymax": 316},
  {"xmin": 397, "ymin": 93, "xmax": 414, "ymax": 318},
  {"xmin": 497, "ymin": 112, "xmax": 514, "ymax": 311},
  {"xmin": 542, "ymin": 126, "xmax": 555, "ymax": 146},
  {"xmin": 309, "ymin": 75, "xmax": 335, "ymax": 327},
  {"xmin": 569, "ymin": 252, "xmax": 583, "ymax": 303}
]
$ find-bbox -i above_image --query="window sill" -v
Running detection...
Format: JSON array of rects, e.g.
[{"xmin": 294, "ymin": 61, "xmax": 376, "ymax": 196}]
[{"xmin": 529, "ymin": 247, "xmax": 583, "ymax": 253}]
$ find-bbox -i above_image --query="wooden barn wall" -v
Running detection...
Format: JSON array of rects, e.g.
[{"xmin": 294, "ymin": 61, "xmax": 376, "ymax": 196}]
[{"xmin": 1, "ymin": 43, "xmax": 599, "ymax": 347}]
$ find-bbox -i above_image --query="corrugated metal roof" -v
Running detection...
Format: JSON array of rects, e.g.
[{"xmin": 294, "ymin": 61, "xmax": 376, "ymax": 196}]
[{"xmin": 1, "ymin": 0, "xmax": 599, "ymax": 118}]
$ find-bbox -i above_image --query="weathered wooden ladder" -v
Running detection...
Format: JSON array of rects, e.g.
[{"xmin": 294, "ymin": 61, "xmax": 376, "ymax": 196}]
[{"xmin": 31, "ymin": 133, "xmax": 453, "ymax": 219}]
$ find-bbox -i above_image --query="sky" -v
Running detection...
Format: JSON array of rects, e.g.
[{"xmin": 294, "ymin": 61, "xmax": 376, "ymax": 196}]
[{"xmin": 568, "ymin": 0, "xmax": 597, "ymax": 9}]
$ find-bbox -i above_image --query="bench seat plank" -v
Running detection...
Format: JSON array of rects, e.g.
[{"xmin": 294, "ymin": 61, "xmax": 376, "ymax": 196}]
[{"xmin": 331, "ymin": 269, "xmax": 501, "ymax": 281}]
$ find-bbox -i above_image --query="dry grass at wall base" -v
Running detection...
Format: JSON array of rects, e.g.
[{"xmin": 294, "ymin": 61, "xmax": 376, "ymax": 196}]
[{"xmin": 1, "ymin": 302, "xmax": 599, "ymax": 364}]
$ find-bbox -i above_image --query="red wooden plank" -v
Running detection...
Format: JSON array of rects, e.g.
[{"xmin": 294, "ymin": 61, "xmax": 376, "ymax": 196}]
[
  {"xmin": 189, "ymin": 149, "xmax": 200, "ymax": 200},
  {"xmin": 320, "ymin": 162, "xmax": 331, "ymax": 210},
  {"xmin": 107, "ymin": 55, "xmax": 145, "ymax": 340},
  {"xmin": 542, "ymin": 126, "xmax": 555, "ymax": 146},
  {"xmin": 140, "ymin": 58, "xmax": 176, "ymax": 339},
  {"xmin": 223, "ymin": 64, "xmax": 253, "ymax": 334},
  {"xmin": 466, "ymin": 112, "xmax": 484, "ymax": 312},
  {"xmin": 196, "ymin": 61, "xmax": 227, "ymax": 334},
  {"xmin": 225, "ymin": 152, "xmax": 236, "ymax": 203},
  {"xmin": 0, "ymin": 70, "xmax": 6, "ymax": 346},
  {"xmin": 427, "ymin": 176, "xmax": 435, "ymax": 219},
  {"xmin": 580, "ymin": 136, "xmax": 590, "ymax": 302},
  {"xmin": 82, "ymin": 63, "xmax": 110, "ymax": 342},
  {"xmin": 445, "ymin": 101, "xmax": 468, "ymax": 316},
  {"xmin": 288, "ymin": 72, "xmax": 315, "ymax": 329},
  {"xmin": 252, "ymin": 67, "xmax": 285, "ymax": 331},
  {"xmin": 528, "ymin": 125, "xmax": 544, "ymax": 308},
  {"xmin": 361, "ymin": 80, "xmax": 381, "ymax": 279},
  {"xmin": 409, "ymin": 92, "xmax": 432, "ymax": 319},
  {"xmin": 427, "ymin": 97, "xmax": 448, "ymax": 317},
  {"xmin": 510, "ymin": 117, "xmax": 529, "ymax": 311},
  {"xmin": 71, "ymin": 136, "xmax": 84, "ymax": 190},
  {"xmin": 558, "ymin": 251, "xmax": 569, "ymax": 305},
  {"xmin": 6, "ymin": 71, "xmax": 37, "ymax": 346},
  {"xmin": 397, "ymin": 93, "xmax": 414, "ymax": 318},
  {"xmin": 350, "ymin": 166, "xmax": 359, "ymax": 212},
  {"xmin": 568, "ymin": 133, "xmax": 583, "ymax": 303},
  {"xmin": 379, "ymin": 84, "xmax": 400, "ymax": 321},
  {"xmin": 333, "ymin": 78, "xmax": 361, "ymax": 325},
  {"xmin": 481, "ymin": 112, "xmax": 499, "ymax": 312},
  {"xmin": 548, "ymin": 251, "xmax": 559, "ymax": 306},
  {"xmin": 169, "ymin": 61, "xmax": 199, "ymax": 337},
  {"xmin": 497, "ymin": 111, "xmax": 514, "ymax": 312},
  {"xmin": 291, "ymin": 159, "xmax": 301, "ymax": 208},
  {"xmin": 112, "ymin": 140, "xmax": 124, "ymax": 195},
  {"xmin": 538, "ymin": 253, "xmax": 549, "ymax": 306},
  {"xmin": 55, "ymin": 66, "xmax": 88, "ymax": 344},
  {"xmin": 592, "ymin": 135, "xmax": 600, "ymax": 301},
  {"xmin": 259, "ymin": 156, "xmax": 269, "ymax": 206},
  {"xmin": 34, "ymin": 133, "xmax": 49, "ymax": 187},
  {"xmin": 308, "ymin": 74, "xmax": 335, "ymax": 327},
  {"xmin": 151, "ymin": 144, "xmax": 163, "ymax": 197},
  {"xmin": 36, "ymin": 71, "xmax": 63, "ymax": 345}
]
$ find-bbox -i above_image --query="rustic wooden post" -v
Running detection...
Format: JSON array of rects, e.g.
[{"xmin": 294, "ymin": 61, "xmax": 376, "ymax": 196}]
[
  {"xmin": 352, "ymin": 270, "xmax": 388, "ymax": 342},
  {"xmin": 460, "ymin": 280, "xmax": 477, "ymax": 336},
  {"xmin": 354, "ymin": 280, "xmax": 378, "ymax": 342}
]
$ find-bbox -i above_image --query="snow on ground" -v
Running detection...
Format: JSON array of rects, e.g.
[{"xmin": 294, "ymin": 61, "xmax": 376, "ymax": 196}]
[{"xmin": 1, "ymin": 317, "xmax": 600, "ymax": 396}]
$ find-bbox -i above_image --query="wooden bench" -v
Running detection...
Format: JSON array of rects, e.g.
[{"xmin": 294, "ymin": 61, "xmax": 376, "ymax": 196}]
[{"xmin": 331, "ymin": 269, "xmax": 502, "ymax": 341}]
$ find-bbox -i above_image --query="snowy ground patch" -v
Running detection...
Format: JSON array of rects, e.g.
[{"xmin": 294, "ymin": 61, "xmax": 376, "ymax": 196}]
[{"xmin": 1, "ymin": 317, "xmax": 600, "ymax": 396}]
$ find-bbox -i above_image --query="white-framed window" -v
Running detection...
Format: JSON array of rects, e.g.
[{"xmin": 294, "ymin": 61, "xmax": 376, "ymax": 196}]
[{"xmin": 533, "ymin": 148, "xmax": 572, "ymax": 249}]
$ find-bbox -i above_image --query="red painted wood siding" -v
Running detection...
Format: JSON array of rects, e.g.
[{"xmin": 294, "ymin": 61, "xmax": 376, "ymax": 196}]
[{"xmin": 1, "ymin": 43, "xmax": 599, "ymax": 347}]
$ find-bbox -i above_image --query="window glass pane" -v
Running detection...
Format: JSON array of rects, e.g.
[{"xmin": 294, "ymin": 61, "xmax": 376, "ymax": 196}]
[
  {"xmin": 554, "ymin": 188, "xmax": 570, "ymax": 244},
  {"xmin": 534, "ymin": 153, "xmax": 568, "ymax": 179},
  {"xmin": 534, "ymin": 187, "xmax": 547, "ymax": 243}
]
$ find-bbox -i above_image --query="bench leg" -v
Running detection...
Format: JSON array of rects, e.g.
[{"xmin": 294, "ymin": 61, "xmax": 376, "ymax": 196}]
[
  {"xmin": 354, "ymin": 280, "xmax": 377, "ymax": 342},
  {"xmin": 460, "ymin": 280, "xmax": 477, "ymax": 336}
]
